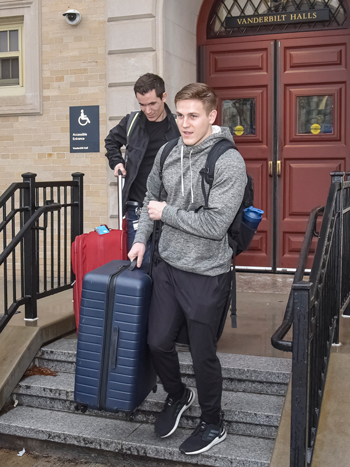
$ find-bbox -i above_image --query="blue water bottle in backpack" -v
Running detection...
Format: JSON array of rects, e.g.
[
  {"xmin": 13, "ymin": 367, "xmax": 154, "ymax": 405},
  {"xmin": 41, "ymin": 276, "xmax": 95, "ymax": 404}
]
[{"xmin": 243, "ymin": 206, "xmax": 264, "ymax": 231}]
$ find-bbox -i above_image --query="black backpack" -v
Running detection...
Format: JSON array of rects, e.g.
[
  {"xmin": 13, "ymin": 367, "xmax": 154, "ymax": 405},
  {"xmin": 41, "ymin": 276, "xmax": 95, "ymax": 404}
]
[{"xmin": 158, "ymin": 137, "xmax": 255, "ymax": 329}]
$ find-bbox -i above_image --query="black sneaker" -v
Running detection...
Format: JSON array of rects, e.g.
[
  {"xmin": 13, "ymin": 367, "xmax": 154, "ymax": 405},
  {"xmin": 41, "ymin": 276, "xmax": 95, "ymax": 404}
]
[
  {"xmin": 155, "ymin": 387, "xmax": 195, "ymax": 438},
  {"xmin": 179, "ymin": 415, "xmax": 227, "ymax": 455}
]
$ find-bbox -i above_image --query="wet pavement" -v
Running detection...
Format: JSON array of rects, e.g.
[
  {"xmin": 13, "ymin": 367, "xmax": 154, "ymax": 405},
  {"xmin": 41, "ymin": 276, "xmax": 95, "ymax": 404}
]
[{"xmin": 0, "ymin": 449, "xmax": 106, "ymax": 467}]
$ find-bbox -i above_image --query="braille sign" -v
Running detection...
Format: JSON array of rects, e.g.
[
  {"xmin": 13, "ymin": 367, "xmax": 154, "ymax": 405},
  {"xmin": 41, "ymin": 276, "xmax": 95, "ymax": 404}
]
[{"xmin": 70, "ymin": 105, "xmax": 100, "ymax": 153}]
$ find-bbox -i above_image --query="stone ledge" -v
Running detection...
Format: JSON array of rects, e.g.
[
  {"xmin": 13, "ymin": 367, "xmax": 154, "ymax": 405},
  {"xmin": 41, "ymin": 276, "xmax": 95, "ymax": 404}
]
[
  {"xmin": 13, "ymin": 396, "xmax": 279, "ymax": 440},
  {"xmin": 38, "ymin": 337, "xmax": 292, "ymax": 383},
  {"xmin": 0, "ymin": 406, "xmax": 275, "ymax": 466},
  {"xmin": 14, "ymin": 374, "xmax": 284, "ymax": 428},
  {"xmin": 0, "ymin": 291, "xmax": 75, "ymax": 411}
]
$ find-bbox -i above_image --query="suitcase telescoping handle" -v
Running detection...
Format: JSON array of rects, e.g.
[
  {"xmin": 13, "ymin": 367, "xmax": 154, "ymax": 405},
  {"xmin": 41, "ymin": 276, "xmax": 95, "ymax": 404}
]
[{"xmin": 118, "ymin": 170, "xmax": 123, "ymax": 231}]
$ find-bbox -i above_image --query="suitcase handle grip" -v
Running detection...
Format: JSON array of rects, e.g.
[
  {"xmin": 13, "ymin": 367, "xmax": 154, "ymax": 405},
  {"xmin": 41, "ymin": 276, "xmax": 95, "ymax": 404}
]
[
  {"xmin": 128, "ymin": 259, "xmax": 137, "ymax": 271},
  {"xmin": 110, "ymin": 326, "xmax": 119, "ymax": 370},
  {"xmin": 118, "ymin": 171, "xmax": 123, "ymax": 231}
]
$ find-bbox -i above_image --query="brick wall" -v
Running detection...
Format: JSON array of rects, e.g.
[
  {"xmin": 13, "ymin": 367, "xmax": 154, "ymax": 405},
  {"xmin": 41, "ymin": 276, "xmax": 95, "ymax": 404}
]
[{"xmin": 0, "ymin": 0, "xmax": 108, "ymax": 233}]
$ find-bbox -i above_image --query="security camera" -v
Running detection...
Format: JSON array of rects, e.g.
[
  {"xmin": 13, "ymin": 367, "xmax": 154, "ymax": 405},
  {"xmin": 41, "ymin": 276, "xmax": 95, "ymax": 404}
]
[{"xmin": 63, "ymin": 9, "xmax": 82, "ymax": 26}]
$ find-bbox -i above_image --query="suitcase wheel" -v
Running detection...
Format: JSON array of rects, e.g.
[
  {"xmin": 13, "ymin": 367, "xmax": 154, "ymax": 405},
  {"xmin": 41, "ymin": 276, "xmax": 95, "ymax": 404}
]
[
  {"xmin": 80, "ymin": 405, "xmax": 88, "ymax": 414},
  {"xmin": 152, "ymin": 384, "xmax": 158, "ymax": 393},
  {"xmin": 74, "ymin": 404, "xmax": 81, "ymax": 412},
  {"xmin": 128, "ymin": 410, "xmax": 137, "ymax": 421}
]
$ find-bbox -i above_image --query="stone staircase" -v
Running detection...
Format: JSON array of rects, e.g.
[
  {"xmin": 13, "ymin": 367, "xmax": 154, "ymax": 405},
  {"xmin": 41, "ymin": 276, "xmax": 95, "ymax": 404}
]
[{"xmin": 0, "ymin": 335, "xmax": 291, "ymax": 466}]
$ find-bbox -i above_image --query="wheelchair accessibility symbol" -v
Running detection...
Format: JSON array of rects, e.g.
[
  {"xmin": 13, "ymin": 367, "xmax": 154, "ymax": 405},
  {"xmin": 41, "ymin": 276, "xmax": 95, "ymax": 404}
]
[{"xmin": 78, "ymin": 109, "xmax": 91, "ymax": 126}]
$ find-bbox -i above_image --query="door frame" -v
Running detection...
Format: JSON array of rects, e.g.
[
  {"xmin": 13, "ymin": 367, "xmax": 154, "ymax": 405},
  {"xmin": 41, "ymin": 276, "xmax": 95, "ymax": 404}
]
[{"xmin": 198, "ymin": 6, "xmax": 350, "ymax": 271}]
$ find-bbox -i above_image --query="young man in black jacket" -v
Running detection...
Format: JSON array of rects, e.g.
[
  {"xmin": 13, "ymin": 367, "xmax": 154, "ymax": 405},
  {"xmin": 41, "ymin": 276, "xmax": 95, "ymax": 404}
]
[{"xmin": 105, "ymin": 73, "xmax": 180, "ymax": 257}]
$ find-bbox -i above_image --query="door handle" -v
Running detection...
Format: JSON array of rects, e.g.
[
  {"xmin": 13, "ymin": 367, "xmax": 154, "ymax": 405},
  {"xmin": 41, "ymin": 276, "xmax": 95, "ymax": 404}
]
[
  {"xmin": 269, "ymin": 161, "xmax": 282, "ymax": 176},
  {"xmin": 277, "ymin": 160, "xmax": 282, "ymax": 176},
  {"xmin": 269, "ymin": 161, "xmax": 273, "ymax": 177}
]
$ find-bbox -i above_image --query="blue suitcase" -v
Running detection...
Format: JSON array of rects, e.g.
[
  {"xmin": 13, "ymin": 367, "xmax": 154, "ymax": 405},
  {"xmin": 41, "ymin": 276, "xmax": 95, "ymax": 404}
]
[{"xmin": 74, "ymin": 259, "xmax": 157, "ymax": 416}]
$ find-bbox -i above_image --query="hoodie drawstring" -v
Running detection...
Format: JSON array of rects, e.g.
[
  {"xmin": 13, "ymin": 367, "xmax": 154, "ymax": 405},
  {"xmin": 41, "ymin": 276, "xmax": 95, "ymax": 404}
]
[
  {"xmin": 180, "ymin": 145, "xmax": 184, "ymax": 197},
  {"xmin": 180, "ymin": 145, "xmax": 194, "ymax": 203},
  {"xmin": 189, "ymin": 149, "xmax": 194, "ymax": 203}
]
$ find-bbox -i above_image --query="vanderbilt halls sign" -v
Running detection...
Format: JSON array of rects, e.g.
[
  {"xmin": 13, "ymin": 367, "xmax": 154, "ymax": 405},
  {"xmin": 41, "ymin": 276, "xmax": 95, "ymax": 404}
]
[{"xmin": 225, "ymin": 8, "xmax": 330, "ymax": 28}]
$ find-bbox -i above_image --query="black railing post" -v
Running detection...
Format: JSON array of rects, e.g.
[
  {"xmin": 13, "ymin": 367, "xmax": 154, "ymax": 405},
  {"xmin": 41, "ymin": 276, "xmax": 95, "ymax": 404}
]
[
  {"xmin": 290, "ymin": 281, "xmax": 312, "ymax": 467},
  {"xmin": 71, "ymin": 173, "xmax": 84, "ymax": 283},
  {"xmin": 21, "ymin": 172, "xmax": 38, "ymax": 321},
  {"xmin": 330, "ymin": 172, "xmax": 344, "ymax": 345},
  {"xmin": 71, "ymin": 173, "xmax": 84, "ymax": 243}
]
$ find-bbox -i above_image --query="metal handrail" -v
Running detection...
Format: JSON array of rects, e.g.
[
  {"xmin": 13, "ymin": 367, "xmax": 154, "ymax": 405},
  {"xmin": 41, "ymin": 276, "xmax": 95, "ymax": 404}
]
[
  {"xmin": 0, "ymin": 204, "xmax": 62, "ymax": 332},
  {"xmin": 0, "ymin": 172, "xmax": 84, "ymax": 334},
  {"xmin": 0, "ymin": 204, "xmax": 61, "ymax": 267},
  {"xmin": 0, "ymin": 182, "xmax": 27, "ymax": 207},
  {"xmin": 271, "ymin": 206, "xmax": 324, "ymax": 352},
  {"xmin": 272, "ymin": 172, "xmax": 350, "ymax": 467}
]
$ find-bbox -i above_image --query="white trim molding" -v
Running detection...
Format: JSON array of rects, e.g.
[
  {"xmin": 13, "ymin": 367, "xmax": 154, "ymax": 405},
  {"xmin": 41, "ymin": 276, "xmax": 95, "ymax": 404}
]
[{"xmin": 0, "ymin": 0, "xmax": 42, "ymax": 116}]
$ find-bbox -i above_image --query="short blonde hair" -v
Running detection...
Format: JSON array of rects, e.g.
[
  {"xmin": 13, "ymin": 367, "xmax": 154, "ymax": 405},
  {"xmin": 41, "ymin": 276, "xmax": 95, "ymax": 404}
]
[{"xmin": 175, "ymin": 83, "xmax": 218, "ymax": 115}]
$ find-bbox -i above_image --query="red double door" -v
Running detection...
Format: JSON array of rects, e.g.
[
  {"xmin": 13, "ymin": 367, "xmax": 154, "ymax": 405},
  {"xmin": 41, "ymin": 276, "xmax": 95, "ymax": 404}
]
[{"xmin": 201, "ymin": 30, "xmax": 350, "ymax": 270}]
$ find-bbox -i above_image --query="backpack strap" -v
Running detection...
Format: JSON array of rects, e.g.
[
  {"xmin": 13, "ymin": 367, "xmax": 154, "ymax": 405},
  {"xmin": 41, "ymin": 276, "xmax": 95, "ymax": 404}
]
[
  {"xmin": 159, "ymin": 138, "xmax": 180, "ymax": 175},
  {"xmin": 230, "ymin": 261, "xmax": 237, "ymax": 328},
  {"xmin": 200, "ymin": 139, "xmax": 238, "ymax": 208},
  {"xmin": 126, "ymin": 111, "xmax": 140, "ymax": 138},
  {"xmin": 157, "ymin": 137, "xmax": 180, "ymax": 199}
]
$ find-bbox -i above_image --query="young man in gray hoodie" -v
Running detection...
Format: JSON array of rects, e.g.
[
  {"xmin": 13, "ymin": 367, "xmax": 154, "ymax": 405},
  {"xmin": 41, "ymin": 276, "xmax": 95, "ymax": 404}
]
[{"xmin": 128, "ymin": 83, "xmax": 246, "ymax": 455}]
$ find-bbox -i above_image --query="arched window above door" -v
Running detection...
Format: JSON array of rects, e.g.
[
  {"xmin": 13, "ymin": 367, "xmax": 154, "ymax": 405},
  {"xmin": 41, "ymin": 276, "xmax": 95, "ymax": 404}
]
[{"xmin": 208, "ymin": 0, "xmax": 348, "ymax": 37}]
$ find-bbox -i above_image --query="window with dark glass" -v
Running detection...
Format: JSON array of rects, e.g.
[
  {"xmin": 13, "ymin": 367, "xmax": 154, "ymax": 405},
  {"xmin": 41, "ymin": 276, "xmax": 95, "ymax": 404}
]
[
  {"xmin": 0, "ymin": 29, "xmax": 20, "ymax": 86},
  {"xmin": 297, "ymin": 95, "xmax": 334, "ymax": 135},
  {"xmin": 222, "ymin": 98, "xmax": 256, "ymax": 136}
]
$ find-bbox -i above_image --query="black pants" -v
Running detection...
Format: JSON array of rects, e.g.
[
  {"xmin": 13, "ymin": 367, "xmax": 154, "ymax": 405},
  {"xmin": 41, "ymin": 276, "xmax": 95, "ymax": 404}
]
[{"xmin": 147, "ymin": 260, "xmax": 231, "ymax": 425}]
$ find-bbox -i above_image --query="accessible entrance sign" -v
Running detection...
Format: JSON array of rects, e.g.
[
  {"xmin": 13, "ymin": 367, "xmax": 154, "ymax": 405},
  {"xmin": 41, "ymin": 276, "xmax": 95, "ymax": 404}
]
[{"xmin": 69, "ymin": 105, "xmax": 100, "ymax": 153}]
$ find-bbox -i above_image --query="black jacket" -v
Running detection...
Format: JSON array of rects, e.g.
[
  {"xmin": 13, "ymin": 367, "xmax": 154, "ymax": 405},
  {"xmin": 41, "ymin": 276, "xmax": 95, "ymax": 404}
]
[{"xmin": 105, "ymin": 103, "xmax": 180, "ymax": 214}]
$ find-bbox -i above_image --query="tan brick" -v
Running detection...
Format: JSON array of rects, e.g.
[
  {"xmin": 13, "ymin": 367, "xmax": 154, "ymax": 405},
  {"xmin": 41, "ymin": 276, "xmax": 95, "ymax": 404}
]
[
  {"xmin": 73, "ymin": 75, "xmax": 86, "ymax": 81},
  {"xmin": 0, "ymin": 135, "xmax": 15, "ymax": 141},
  {"xmin": 50, "ymin": 69, "xmax": 70, "ymax": 76},
  {"xmin": 52, "ymin": 147, "xmax": 69, "ymax": 152},
  {"xmin": 69, "ymin": 68, "xmax": 89, "ymax": 75},
  {"xmin": 70, "ymin": 82, "xmax": 85, "ymax": 88}
]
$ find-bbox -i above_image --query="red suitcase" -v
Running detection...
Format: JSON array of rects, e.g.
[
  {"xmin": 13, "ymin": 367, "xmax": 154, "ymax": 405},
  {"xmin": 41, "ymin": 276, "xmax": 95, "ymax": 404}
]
[{"xmin": 71, "ymin": 174, "xmax": 127, "ymax": 329}]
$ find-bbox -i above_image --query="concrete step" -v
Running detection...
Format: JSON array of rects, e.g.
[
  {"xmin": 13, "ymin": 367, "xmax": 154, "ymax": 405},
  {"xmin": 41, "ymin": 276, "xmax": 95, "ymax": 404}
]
[
  {"xmin": 35, "ymin": 337, "xmax": 291, "ymax": 396},
  {"xmin": 13, "ymin": 373, "xmax": 284, "ymax": 439},
  {"xmin": 0, "ymin": 406, "xmax": 275, "ymax": 467}
]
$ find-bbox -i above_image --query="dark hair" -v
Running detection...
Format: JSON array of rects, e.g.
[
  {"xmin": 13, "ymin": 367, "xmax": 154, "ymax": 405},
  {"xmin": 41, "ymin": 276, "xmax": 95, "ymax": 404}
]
[
  {"xmin": 134, "ymin": 73, "xmax": 165, "ymax": 99},
  {"xmin": 175, "ymin": 83, "xmax": 218, "ymax": 114}
]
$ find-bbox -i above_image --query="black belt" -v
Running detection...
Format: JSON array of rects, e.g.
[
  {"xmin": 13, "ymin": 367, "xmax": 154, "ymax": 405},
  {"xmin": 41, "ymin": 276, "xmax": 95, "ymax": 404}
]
[{"xmin": 126, "ymin": 201, "xmax": 143, "ymax": 208}]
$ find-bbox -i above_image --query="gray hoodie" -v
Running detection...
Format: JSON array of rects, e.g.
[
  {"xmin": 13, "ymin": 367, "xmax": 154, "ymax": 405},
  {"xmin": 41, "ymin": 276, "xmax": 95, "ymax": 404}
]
[{"xmin": 134, "ymin": 126, "xmax": 247, "ymax": 276}]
